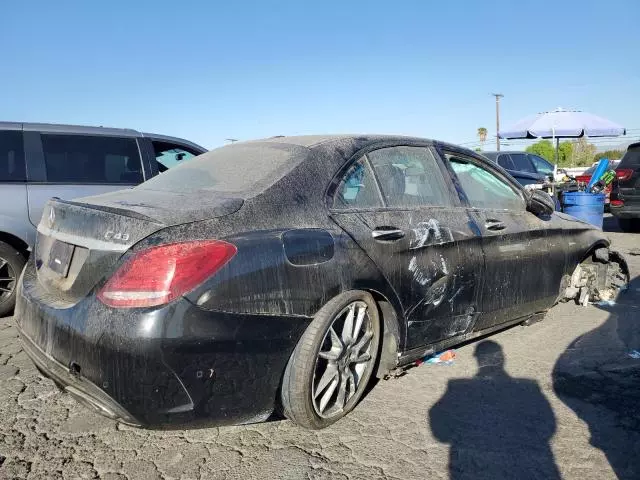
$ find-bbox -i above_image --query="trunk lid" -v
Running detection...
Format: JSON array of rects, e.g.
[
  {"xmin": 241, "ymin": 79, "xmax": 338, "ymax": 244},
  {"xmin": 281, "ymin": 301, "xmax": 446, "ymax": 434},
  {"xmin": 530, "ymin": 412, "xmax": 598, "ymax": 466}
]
[{"xmin": 35, "ymin": 189, "xmax": 243, "ymax": 303}]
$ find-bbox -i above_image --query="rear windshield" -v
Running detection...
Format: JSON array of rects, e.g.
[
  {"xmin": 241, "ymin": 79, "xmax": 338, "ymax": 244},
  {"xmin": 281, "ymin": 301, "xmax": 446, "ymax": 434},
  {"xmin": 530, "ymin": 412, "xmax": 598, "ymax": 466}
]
[
  {"xmin": 618, "ymin": 145, "xmax": 640, "ymax": 168},
  {"xmin": 138, "ymin": 142, "xmax": 308, "ymax": 195}
]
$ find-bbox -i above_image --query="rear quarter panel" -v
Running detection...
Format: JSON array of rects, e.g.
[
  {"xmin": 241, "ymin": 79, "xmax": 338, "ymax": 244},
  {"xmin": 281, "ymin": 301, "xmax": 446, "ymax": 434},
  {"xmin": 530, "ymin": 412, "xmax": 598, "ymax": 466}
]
[
  {"xmin": 184, "ymin": 227, "xmax": 401, "ymax": 319},
  {"xmin": 0, "ymin": 183, "xmax": 34, "ymax": 247}
]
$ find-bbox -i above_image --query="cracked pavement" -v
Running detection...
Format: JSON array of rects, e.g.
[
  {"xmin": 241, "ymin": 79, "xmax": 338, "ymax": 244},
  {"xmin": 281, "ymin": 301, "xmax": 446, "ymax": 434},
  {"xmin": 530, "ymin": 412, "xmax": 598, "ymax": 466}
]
[{"xmin": 2, "ymin": 220, "xmax": 640, "ymax": 480}]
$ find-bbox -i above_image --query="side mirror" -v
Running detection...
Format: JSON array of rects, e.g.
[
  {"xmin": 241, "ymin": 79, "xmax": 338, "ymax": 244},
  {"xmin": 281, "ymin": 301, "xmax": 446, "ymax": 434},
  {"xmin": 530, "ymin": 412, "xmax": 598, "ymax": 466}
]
[{"xmin": 526, "ymin": 189, "xmax": 555, "ymax": 217}]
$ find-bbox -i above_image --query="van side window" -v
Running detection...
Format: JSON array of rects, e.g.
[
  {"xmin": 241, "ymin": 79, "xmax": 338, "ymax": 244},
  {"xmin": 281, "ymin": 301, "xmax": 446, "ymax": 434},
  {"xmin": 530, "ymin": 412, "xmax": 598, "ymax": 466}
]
[
  {"xmin": 41, "ymin": 134, "xmax": 143, "ymax": 184},
  {"xmin": 0, "ymin": 131, "xmax": 26, "ymax": 182}
]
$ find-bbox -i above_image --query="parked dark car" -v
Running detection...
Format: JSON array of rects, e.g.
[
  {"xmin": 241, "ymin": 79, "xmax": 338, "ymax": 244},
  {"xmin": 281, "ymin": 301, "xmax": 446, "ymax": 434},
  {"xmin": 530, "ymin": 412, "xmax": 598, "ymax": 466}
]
[
  {"xmin": 15, "ymin": 135, "xmax": 627, "ymax": 429},
  {"xmin": 482, "ymin": 151, "xmax": 555, "ymax": 186},
  {"xmin": 0, "ymin": 122, "xmax": 207, "ymax": 316},
  {"xmin": 610, "ymin": 142, "xmax": 640, "ymax": 232}
]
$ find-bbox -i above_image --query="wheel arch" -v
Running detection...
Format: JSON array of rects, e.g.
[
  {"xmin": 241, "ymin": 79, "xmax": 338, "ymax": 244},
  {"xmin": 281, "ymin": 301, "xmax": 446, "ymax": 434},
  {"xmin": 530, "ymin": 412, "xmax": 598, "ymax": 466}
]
[
  {"xmin": 0, "ymin": 231, "xmax": 30, "ymax": 257},
  {"xmin": 365, "ymin": 289, "xmax": 403, "ymax": 378}
]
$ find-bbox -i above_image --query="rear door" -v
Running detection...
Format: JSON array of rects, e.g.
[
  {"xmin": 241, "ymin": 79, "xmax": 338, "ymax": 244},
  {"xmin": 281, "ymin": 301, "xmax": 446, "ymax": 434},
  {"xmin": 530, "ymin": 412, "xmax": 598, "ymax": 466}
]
[
  {"xmin": 24, "ymin": 131, "xmax": 146, "ymax": 227},
  {"xmin": 329, "ymin": 144, "xmax": 485, "ymax": 351},
  {"xmin": 441, "ymin": 150, "xmax": 564, "ymax": 330}
]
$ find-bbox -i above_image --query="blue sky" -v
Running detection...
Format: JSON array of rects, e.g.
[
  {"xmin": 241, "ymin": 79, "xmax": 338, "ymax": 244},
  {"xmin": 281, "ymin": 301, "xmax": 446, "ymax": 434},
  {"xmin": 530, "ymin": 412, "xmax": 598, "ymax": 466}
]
[{"xmin": 3, "ymin": 0, "xmax": 639, "ymax": 150}]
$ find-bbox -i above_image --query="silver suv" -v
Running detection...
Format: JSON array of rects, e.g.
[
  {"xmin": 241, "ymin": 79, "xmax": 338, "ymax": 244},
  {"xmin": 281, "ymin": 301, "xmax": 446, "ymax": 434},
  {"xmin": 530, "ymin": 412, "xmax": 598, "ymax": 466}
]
[{"xmin": 0, "ymin": 122, "xmax": 206, "ymax": 315}]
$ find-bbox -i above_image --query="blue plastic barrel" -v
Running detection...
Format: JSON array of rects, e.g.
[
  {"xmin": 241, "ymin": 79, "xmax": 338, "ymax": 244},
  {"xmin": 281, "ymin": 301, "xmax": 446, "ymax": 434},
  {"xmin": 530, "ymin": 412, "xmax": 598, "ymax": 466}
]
[{"xmin": 562, "ymin": 192, "xmax": 606, "ymax": 229}]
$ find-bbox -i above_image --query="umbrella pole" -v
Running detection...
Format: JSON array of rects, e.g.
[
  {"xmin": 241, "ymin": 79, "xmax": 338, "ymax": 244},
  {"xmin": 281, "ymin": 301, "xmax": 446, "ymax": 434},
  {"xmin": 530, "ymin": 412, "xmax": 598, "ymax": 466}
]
[{"xmin": 552, "ymin": 137, "xmax": 560, "ymax": 199}]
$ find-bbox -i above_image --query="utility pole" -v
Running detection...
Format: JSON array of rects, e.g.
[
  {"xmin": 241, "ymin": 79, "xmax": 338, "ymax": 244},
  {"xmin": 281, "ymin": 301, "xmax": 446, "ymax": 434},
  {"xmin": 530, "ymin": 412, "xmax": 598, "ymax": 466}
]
[{"xmin": 492, "ymin": 93, "xmax": 504, "ymax": 151}]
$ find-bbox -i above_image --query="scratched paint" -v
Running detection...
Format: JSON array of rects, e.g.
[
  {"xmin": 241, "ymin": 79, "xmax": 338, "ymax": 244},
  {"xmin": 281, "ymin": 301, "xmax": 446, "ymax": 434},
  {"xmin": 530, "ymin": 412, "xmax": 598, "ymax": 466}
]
[
  {"xmin": 408, "ymin": 256, "xmax": 431, "ymax": 286},
  {"xmin": 409, "ymin": 219, "xmax": 454, "ymax": 250}
]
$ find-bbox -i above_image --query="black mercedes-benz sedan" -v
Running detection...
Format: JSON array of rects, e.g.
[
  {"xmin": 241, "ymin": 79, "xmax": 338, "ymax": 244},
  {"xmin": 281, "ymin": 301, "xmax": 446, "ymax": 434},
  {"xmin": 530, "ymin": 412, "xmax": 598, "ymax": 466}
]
[{"xmin": 15, "ymin": 135, "xmax": 627, "ymax": 429}]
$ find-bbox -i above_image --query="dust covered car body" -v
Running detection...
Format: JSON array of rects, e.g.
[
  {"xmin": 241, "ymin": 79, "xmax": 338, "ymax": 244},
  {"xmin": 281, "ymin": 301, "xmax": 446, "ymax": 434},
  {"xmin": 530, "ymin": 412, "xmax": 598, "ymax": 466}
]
[{"xmin": 15, "ymin": 135, "xmax": 627, "ymax": 429}]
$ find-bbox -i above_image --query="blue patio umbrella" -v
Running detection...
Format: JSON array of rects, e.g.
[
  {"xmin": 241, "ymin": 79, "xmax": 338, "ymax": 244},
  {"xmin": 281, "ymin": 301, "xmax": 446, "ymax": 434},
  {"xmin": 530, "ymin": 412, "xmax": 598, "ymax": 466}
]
[{"xmin": 499, "ymin": 108, "xmax": 626, "ymax": 164}]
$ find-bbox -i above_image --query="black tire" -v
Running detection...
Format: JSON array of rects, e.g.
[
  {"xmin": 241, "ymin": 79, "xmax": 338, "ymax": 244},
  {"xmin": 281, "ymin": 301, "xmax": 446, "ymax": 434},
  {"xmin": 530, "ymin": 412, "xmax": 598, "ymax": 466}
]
[
  {"xmin": 618, "ymin": 218, "xmax": 640, "ymax": 233},
  {"xmin": 0, "ymin": 241, "xmax": 26, "ymax": 317},
  {"xmin": 281, "ymin": 290, "xmax": 381, "ymax": 429}
]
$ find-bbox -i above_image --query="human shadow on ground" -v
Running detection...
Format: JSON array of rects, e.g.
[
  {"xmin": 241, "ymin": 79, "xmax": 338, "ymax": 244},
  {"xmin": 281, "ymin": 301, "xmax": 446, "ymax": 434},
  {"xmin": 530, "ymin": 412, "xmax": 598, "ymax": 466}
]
[
  {"xmin": 553, "ymin": 276, "xmax": 640, "ymax": 480},
  {"xmin": 429, "ymin": 340, "xmax": 561, "ymax": 480}
]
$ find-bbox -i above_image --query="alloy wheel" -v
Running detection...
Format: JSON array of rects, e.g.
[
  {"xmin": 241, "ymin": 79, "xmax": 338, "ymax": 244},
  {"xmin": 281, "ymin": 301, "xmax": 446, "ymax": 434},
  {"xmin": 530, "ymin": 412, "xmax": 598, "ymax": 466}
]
[
  {"xmin": 0, "ymin": 257, "xmax": 16, "ymax": 303},
  {"xmin": 311, "ymin": 301, "xmax": 375, "ymax": 418}
]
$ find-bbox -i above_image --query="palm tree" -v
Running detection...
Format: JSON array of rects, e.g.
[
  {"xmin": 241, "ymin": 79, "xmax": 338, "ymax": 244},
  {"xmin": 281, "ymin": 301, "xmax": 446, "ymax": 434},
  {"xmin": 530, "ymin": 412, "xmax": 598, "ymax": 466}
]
[{"xmin": 477, "ymin": 127, "xmax": 488, "ymax": 151}]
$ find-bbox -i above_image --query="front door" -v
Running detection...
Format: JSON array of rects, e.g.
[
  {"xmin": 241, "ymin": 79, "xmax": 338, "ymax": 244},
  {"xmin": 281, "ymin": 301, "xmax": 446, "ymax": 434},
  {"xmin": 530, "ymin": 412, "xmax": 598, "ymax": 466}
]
[
  {"xmin": 442, "ymin": 150, "xmax": 563, "ymax": 330},
  {"xmin": 329, "ymin": 145, "xmax": 485, "ymax": 351}
]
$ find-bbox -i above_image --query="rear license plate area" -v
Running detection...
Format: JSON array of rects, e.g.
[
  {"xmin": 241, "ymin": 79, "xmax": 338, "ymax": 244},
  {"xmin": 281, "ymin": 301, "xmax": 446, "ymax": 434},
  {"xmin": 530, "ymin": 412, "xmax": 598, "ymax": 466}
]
[{"xmin": 48, "ymin": 240, "xmax": 75, "ymax": 277}]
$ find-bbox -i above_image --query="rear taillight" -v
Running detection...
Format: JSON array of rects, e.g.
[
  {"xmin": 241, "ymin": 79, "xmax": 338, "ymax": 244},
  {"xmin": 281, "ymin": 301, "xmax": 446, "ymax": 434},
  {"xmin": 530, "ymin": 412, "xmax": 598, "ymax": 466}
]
[
  {"xmin": 616, "ymin": 169, "xmax": 634, "ymax": 182},
  {"xmin": 611, "ymin": 199, "xmax": 624, "ymax": 207},
  {"xmin": 98, "ymin": 240, "xmax": 237, "ymax": 308}
]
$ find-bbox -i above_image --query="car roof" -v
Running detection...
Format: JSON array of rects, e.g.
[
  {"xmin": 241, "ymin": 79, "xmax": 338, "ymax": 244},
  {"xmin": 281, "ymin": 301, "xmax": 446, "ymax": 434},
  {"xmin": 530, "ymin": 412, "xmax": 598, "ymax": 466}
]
[
  {"xmin": 247, "ymin": 134, "xmax": 437, "ymax": 148},
  {"xmin": 1, "ymin": 121, "xmax": 140, "ymax": 137},
  {"xmin": 0, "ymin": 121, "xmax": 207, "ymax": 151},
  {"xmin": 483, "ymin": 150, "xmax": 530, "ymax": 156}
]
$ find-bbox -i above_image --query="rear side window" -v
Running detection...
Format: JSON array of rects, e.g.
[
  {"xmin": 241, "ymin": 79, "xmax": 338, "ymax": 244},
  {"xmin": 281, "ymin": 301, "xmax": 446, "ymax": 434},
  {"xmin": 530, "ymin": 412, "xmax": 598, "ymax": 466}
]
[
  {"xmin": 619, "ymin": 145, "xmax": 640, "ymax": 168},
  {"xmin": 41, "ymin": 134, "xmax": 143, "ymax": 184},
  {"xmin": 367, "ymin": 146, "xmax": 452, "ymax": 207},
  {"xmin": 0, "ymin": 130, "xmax": 26, "ymax": 182},
  {"xmin": 333, "ymin": 158, "xmax": 382, "ymax": 209},
  {"xmin": 497, "ymin": 154, "xmax": 515, "ymax": 170},
  {"xmin": 509, "ymin": 153, "xmax": 536, "ymax": 173}
]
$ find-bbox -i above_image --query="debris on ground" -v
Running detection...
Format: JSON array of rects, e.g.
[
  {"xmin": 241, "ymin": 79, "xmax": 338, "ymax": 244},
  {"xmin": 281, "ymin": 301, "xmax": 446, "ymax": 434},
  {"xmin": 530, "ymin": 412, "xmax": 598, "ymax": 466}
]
[
  {"xmin": 628, "ymin": 350, "xmax": 640, "ymax": 359},
  {"xmin": 563, "ymin": 249, "xmax": 629, "ymax": 307},
  {"xmin": 417, "ymin": 350, "xmax": 457, "ymax": 366},
  {"xmin": 628, "ymin": 248, "xmax": 640, "ymax": 256},
  {"xmin": 595, "ymin": 300, "xmax": 617, "ymax": 307}
]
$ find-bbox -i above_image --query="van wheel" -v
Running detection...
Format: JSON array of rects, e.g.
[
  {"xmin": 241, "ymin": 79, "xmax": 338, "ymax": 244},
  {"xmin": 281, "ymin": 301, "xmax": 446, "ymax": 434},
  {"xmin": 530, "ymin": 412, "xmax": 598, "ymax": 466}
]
[
  {"xmin": 281, "ymin": 290, "xmax": 381, "ymax": 429},
  {"xmin": 0, "ymin": 242, "xmax": 26, "ymax": 317}
]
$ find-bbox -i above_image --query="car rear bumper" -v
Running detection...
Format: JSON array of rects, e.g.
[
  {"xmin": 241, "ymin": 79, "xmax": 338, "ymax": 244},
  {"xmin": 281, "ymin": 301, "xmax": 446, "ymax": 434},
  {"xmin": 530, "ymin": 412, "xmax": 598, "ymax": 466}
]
[
  {"xmin": 16, "ymin": 261, "xmax": 311, "ymax": 427},
  {"xmin": 18, "ymin": 326, "xmax": 142, "ymax": 425}
]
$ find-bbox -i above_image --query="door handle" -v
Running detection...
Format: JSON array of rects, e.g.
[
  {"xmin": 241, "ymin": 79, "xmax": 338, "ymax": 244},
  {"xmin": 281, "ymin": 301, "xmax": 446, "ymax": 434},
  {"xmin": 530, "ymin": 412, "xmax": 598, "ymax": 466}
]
[
  {"xmin": 372, "ymin": 227, "xmax": 405, "ymax": 241},
  {"xmin": 485, "ymin": 220, "xmax": 506, "ymax": 231}
]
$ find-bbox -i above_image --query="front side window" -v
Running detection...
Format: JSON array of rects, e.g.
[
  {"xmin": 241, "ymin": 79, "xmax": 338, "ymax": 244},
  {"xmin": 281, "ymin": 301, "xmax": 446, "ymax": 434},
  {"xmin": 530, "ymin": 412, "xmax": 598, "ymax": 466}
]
[
  {"xmin": 41, "ymin": 134, "xmax": 142, "ymax": 184},
  {"xmin": 333, "ymin": 158, "xmax": 382, "ymax": 209},
  {"xmin": 447, "ymin": 154, "xmax": 525, "ymax": 210},
  {"xmin": 529, "ymin": 155, "xmax": 554, "ymax": 175},
  {"xmin": 152, "ymin": 141, "xmax": 199, "ymax": 172},
  {"xmin": 0, "ymin": 131, "xmax": 25, "ymax": 182},
  {"xmin": 367, "ymin": 146, "xmax": 452, "ymax": 207},
  {"xmin": 509, "ymin": 153, "xmax": 536, "ymax": 173}
]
